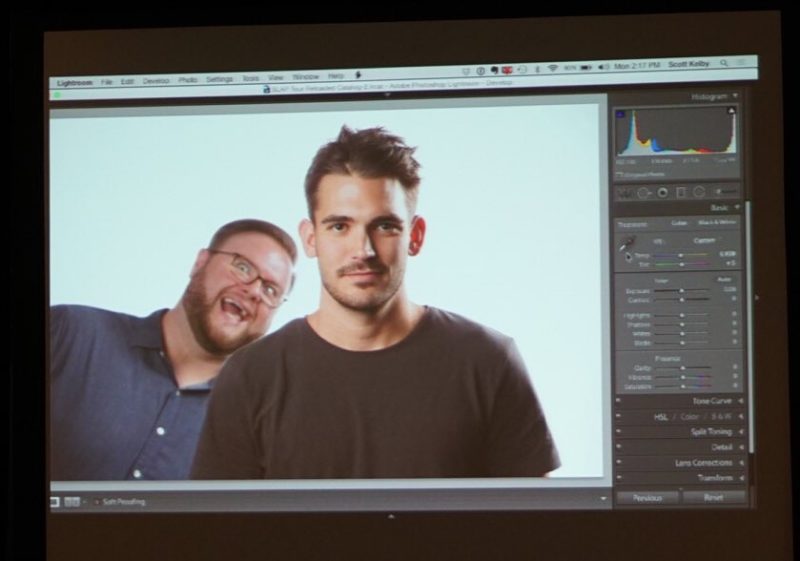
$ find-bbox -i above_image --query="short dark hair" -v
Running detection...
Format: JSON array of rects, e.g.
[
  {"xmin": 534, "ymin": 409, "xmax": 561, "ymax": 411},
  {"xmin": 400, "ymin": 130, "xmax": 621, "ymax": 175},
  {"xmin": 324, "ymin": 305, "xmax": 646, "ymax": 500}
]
[
  {"xmin": 208, "ymin": 219, "xmax": 298, "ymax": 264},
  {"xmin": 304, "ymin": 126, "xmax": 421, "ymax": 218}
]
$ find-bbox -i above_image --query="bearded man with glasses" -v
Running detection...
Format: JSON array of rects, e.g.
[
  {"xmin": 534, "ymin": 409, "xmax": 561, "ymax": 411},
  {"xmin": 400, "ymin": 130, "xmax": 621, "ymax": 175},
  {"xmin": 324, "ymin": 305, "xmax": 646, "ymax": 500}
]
[{"xmin": 50, "ymin": 219, "xmax": 296, "ymax": 480}]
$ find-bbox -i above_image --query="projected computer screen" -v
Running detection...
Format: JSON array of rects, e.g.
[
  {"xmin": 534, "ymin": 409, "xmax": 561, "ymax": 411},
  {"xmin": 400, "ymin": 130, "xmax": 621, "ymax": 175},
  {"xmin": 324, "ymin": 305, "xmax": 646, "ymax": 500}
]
[{"xmin": 43, "ymin": 15, "xmax": 787, "ymax": 523}]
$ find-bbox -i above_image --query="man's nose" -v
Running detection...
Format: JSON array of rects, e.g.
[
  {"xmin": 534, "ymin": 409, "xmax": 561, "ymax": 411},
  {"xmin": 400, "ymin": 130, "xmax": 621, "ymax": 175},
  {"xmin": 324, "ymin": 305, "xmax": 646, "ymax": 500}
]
[
  {"xmin": 242, "ymin": 276, "xmax": 265, "ymax": 302},
  {"xmin": 354, "ymin": 230, "xmax": 376, "ymax": 260}
]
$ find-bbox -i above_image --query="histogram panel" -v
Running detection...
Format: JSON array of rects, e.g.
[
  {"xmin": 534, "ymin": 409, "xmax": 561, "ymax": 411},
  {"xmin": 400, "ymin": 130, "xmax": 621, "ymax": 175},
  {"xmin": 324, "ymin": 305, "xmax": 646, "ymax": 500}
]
[{"xmin": 616, "ymin": 106, "xmax": 737, "ymax": 156}]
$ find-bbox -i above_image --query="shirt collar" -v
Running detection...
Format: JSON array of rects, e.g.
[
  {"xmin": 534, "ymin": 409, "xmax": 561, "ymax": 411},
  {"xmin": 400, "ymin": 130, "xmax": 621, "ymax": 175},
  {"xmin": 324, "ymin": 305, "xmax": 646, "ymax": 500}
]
[
  {"xmin": 183, "ymin": 377, "xmax": 216, "ymax": 391},
  {"xmin": 129, "ymin": 308, "xmax": 216, "ymax": 391},
  {"xmin": 129, "ymin": 308, "xmax": 169, "ymax": 351}
]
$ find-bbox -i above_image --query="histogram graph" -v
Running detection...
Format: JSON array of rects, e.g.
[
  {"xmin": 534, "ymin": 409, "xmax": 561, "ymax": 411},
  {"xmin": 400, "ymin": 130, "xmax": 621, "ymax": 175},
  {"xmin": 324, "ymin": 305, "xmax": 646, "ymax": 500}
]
[{"xmin": 616, "ymin": 106, "xmax": 737, "ymax": 156}]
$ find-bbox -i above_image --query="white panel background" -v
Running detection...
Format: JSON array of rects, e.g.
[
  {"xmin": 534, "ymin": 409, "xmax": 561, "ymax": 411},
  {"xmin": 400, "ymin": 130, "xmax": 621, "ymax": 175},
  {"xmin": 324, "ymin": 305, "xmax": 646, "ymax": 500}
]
[{"xmin": 50, "ymin": 98, "xmax": 607, "ymax": 478}]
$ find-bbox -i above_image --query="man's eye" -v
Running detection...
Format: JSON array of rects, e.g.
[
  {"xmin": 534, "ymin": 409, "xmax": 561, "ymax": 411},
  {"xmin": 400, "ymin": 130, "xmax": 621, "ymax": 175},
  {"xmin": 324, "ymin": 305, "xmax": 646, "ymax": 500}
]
[
  {"xmin": 262, "ymin": 285, "xmax": 279, "ymax": 298},
  {"xmin": 377, "ymin": 222, "xmax": 400, "ymax": 233},
  {"xmin": 330, "ymin": 223, "xmax": 347, "ymax": 232},
  {"xmin": 233, "ymin": 260, "xmax": 252, "ymax": 275}
]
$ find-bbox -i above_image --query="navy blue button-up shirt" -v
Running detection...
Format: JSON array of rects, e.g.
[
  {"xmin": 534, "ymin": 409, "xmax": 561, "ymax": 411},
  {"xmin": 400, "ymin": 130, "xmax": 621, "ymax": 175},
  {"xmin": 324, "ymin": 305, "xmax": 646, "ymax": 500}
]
[{"xmin": 49, "ymin": 305, "xmax": 212, "ymax": 480}]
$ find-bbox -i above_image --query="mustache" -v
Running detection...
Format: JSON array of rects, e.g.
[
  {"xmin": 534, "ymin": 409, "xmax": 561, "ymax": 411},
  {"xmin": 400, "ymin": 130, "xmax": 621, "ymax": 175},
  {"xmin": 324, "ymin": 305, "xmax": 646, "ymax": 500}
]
[{"xmin": 337, "ymin": 260, "xmax": 388, "ymax": 277}]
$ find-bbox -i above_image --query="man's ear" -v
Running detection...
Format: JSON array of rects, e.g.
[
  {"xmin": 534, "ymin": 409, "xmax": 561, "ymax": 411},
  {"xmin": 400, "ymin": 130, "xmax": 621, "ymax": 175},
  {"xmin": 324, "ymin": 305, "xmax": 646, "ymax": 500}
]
[
  {"xmin": 190, "ymin": 249, "xmax": 211, "ymax": 276},
  {"xmin": 408, "ymin": 215, "xmax": 426, "ymax": 256},
  {"xmin": 299, "ymin": 219, "xmax": 317, "ymax": 258}
]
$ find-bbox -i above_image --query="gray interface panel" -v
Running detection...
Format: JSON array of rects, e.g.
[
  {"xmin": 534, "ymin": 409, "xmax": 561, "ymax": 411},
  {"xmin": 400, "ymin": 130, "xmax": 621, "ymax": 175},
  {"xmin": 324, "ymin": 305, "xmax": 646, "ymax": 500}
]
[{"xmin": 610, "ymin": 89, "xmax": 750, "ymax": 508}]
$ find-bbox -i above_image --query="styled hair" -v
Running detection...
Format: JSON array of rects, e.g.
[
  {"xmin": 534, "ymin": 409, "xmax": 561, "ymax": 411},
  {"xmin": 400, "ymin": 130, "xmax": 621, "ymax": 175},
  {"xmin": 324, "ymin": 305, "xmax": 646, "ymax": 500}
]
[
  {"xmin": 208, "ymin": 219, "xmax": 298, "ymax": 264},
  {"xmin": 304, "ymin": 126, "xmax": 421, "ymax": 218}
]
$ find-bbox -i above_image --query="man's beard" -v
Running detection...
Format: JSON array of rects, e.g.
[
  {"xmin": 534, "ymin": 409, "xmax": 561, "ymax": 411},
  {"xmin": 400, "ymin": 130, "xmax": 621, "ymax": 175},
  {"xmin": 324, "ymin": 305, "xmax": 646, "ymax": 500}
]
[
  {"xmin": 321, "ymin": 259, "xmax": 403, "ymax": 313},
  {"xmin": 182, "ymin": 269, "xmax": 259, "ymax": 356}
]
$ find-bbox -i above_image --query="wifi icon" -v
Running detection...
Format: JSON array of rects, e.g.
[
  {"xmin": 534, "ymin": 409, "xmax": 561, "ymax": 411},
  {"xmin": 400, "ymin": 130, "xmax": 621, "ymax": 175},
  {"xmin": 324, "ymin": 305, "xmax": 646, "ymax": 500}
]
[{"xmin": 548, "ymin": 64, "xmax": 559, "ymax": 72}]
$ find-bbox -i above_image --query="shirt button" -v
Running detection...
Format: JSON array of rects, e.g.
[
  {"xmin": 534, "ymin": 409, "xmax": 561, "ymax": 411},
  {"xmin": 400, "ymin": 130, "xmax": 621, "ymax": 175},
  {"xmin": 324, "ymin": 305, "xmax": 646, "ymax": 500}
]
[
  {"xmin": 156, "ymin": 427, "xmax": 166, "ymax": 436},
  {"xmin": 175, "ymin": 390, "xmax": 182, "ymax": 397},
  {"xmin": 132, "ymin": 469, "xmax": 143, "ymax": 479}
]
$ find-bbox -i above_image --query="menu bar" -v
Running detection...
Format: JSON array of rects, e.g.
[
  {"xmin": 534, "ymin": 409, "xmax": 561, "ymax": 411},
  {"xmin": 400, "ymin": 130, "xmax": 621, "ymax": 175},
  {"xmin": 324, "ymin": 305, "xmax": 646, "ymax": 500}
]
[{"xmin": 49, "ymin": 55, "xmax": 758, "ymax": 101}]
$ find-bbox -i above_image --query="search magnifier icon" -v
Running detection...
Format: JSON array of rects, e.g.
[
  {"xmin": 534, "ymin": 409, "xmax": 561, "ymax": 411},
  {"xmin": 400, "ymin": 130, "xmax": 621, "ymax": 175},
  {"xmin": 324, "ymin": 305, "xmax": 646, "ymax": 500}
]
[{"xmin": 720, "ymin": 59, "xmax": 729, "ymax": 67}]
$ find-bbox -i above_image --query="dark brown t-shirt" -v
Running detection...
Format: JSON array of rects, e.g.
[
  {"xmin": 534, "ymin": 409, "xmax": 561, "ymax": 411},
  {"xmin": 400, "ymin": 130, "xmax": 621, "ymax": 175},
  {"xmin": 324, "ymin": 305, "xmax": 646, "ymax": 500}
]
[{"xmin": 191, "ymin": 308, "xmax": 560, "ymax": 479}]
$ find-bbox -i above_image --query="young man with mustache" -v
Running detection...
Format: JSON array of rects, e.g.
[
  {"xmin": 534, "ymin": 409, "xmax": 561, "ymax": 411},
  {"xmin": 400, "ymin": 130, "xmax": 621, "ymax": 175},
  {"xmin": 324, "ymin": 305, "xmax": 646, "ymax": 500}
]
[{"xmin": 192, "ymin": 128, "xmax": 559, "ymax": 479}]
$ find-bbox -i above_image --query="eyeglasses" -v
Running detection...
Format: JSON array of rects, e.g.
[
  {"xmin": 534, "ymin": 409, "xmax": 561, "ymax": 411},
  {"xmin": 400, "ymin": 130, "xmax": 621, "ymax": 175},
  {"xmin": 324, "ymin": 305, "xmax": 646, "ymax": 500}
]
[{"xmin": 207, "ymin": 249, "xmax": 288, "ymax": 309}]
